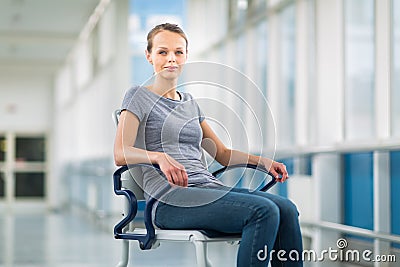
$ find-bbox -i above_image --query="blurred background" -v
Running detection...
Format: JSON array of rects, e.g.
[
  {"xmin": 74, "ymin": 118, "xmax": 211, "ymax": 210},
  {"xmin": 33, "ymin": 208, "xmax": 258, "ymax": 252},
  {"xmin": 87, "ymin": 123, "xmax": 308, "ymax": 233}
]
[{"xmin": 0, "ymin": 0, "xmax": 399, "ymax": 266}]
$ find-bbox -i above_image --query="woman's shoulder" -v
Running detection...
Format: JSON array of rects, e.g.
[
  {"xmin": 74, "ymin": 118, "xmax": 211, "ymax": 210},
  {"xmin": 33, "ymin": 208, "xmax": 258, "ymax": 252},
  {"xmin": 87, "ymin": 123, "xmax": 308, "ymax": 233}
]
[
  {"xmin": 125, "ymin": 85, "xmax": 143, "ymax": 95},
  {"xmin": 124, "ymin": 85, "xmax": 154, "ymax": 100},
  {"xmin": 179, "ymin": 91, "xmax": 194, "ymax": 101},
  {"xmin": 122, "ymin": 85, "xmax": 151, "ymax": 107}
]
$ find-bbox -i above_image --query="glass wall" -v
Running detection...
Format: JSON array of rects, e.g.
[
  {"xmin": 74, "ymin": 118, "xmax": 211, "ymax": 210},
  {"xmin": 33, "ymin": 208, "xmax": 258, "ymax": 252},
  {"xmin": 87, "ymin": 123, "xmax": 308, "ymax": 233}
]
[
  {"xmin": 131, "ymin": 56, "xmax": 152, "ymax": 85},
  {"xmin": 229, "ymin": 0, "xmax": 248, "ymax": 29},
  {"xmin": 232, "ymin": 34, "xmax": 247, "ymax": 147},
  {"xmin": 275, "ymin": 157, "xmax": 294, "ymax": 198},
  {"xmin": 236, "ymin": 0, "xmax": 248, "ymax": 26},
  {"xmin": 278, "ymin": 5, "xmax": 296, "ymax": 146},
  {"xmin": 129, "ymin": 0, "xmax": 186, "ymax": 84},
  {"xmin": 256, "ymin": 21, "xmax": 268, "ymax": 138},
  {"xmin": 344, "ymin": 0, "xmax": 375, "ymax": 140},
  {"xmin": 256, "ymin": 21, "xmax": 268, "ymax": 97},
  {"xmin": 307, "ymin": 0, "xmax": 317, "ymax": 145},
  {"xmin": 392, "ymin": 0, "xmax": 400, "ymax": 137},
  {"xmin": 390, "ymin": 151, "xmax": 400, "ymax": 248},
  {"xmin": 344, "ymin": 152, "xmax": 374, "ymax": 231}
]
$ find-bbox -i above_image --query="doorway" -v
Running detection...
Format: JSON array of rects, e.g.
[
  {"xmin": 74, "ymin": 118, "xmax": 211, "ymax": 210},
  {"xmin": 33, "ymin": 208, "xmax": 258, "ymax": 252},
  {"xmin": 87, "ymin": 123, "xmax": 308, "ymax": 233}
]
[{"xmin": 0, "ymin": 133, "xmax": 47, "ymax": 209}]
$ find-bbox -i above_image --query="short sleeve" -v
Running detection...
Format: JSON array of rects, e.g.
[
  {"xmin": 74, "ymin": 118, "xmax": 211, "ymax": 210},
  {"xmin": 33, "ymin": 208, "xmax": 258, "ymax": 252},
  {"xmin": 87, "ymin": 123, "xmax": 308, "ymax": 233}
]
[
  {"xmin": 197, "ymin": 104, "xmax": 205, "ymax": 123},
  {"xmin": 184, "ymin": 92, "xmax": 206, "ymax": 123},
  {"xmin": 121, "ymin": 86, "xmax": 145, "ymax": 121}
]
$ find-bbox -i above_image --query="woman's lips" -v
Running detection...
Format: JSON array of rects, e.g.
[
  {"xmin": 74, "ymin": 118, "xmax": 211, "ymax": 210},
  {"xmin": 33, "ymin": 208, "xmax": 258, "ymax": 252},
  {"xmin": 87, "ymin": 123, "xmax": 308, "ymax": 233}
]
[{"xmin": 165, "ymin": 66, "xmax": 178, "ymax": 71}]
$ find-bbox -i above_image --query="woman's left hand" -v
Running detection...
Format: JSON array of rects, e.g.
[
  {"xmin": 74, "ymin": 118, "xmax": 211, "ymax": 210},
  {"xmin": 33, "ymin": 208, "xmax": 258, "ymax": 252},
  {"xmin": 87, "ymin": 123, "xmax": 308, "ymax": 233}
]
[{"xmin": 260, "ymin": 158, "xmax": 289, "ymax": 183}]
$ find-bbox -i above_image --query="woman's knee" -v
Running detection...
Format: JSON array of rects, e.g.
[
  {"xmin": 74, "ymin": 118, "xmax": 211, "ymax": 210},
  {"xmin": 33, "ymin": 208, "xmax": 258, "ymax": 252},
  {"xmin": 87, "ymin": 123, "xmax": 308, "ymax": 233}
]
[
  {"xmin": 250, "ymin": 198, "xmax": 280, "ymax": 224},
  {"xmin": 279, "ymin": 198, "xmax": 300, "ymax": 219},
  {"xmin": 256, "ymin": 192, "xmax": 299, "ymax": 219}
]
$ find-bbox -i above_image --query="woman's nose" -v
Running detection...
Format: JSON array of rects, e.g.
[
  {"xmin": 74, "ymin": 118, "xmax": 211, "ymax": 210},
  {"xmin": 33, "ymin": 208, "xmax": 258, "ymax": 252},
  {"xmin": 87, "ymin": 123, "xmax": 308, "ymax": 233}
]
[{"xmin": 168, "ymin": 52, "xmax": 176, "ymax": 62}]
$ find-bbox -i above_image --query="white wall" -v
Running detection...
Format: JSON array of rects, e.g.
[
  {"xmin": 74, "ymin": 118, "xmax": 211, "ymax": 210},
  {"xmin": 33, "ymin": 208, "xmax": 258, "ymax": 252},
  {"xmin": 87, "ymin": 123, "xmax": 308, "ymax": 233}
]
[
  {"xmin": 0, "ymin": 71, "xmax": 52, "ymax": 132},
  {"xmin": 52, "ymin": 0, "xmax": 130, "ymax": 211},
  {"xmin": 0, "ymin": 69, "xmax": 53, "ymax": 211}
]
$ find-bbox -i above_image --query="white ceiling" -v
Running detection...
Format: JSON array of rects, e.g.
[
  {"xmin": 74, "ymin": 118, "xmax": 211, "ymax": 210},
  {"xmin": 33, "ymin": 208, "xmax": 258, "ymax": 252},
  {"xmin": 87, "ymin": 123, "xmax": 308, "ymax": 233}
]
[{"xmin": 0, "ymin": 0, "xmax": 100, "ymax": 74}]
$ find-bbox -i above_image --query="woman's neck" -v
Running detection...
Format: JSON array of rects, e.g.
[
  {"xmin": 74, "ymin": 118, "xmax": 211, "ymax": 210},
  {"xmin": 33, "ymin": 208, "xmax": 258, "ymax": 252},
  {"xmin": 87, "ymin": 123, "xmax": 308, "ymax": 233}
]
[{"xmin": 148, "ymin": 77, "xmax": 179, "ymax": 100}]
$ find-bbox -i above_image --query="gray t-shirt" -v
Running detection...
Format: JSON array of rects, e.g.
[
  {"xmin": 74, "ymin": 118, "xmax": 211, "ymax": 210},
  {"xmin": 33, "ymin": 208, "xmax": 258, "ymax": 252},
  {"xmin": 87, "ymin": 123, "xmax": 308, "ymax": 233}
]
[{"xmin": 121, "ymin": 85, "xmax": 223, "ymax": 200}]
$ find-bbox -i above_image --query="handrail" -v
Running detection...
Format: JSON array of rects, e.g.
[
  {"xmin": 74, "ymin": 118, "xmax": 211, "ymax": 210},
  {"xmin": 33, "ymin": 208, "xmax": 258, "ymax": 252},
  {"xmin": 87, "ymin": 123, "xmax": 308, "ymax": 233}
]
[
  {"xmin": 301, "ymin": 220, "xmax": 400, "ymax": 244},
  {"xmin": 264, "ymin": 140, "xmax": 400, "ymax": 159}
]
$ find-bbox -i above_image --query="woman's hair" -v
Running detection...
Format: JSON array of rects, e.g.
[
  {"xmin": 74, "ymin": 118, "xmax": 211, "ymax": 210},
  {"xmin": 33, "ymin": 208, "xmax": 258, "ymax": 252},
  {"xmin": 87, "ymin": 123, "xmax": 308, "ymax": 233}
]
[{"xmin": 146, "ymin": 23, "xmax": 188, "ymax": 52}]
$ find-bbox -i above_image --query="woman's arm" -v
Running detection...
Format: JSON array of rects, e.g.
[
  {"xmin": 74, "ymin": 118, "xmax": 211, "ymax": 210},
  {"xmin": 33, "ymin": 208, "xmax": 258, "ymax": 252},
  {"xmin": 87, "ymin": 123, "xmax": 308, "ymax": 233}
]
[
  {"xmin": 114, "ymin": 110, "xmax": 188, "ymax": 186},
  {"xmin": 200, "ymin": 120, "xmax": 288, "ymax": 182}
]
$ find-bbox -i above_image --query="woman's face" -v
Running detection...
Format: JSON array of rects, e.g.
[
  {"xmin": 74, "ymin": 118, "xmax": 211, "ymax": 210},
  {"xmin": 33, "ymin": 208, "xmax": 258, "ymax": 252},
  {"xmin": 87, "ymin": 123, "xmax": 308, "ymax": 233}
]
[{"xmin": 146, "ymin": 30, "xmax": 187, "ymax": 80}]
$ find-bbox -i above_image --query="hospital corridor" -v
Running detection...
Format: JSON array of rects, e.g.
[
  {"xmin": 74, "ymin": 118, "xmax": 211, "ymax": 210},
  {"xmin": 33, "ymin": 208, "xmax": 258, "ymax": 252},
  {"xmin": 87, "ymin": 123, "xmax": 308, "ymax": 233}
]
[{"xmin": 0, "ymin": 0, "xmax": 399, "ymax": 266}]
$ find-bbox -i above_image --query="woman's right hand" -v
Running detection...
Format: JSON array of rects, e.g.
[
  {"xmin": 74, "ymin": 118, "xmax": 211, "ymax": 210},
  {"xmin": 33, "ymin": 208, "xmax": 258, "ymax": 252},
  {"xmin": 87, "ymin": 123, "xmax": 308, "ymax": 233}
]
[{"xmin": 154, "ymin": 152, "xmax": 188, "ymax": 187}]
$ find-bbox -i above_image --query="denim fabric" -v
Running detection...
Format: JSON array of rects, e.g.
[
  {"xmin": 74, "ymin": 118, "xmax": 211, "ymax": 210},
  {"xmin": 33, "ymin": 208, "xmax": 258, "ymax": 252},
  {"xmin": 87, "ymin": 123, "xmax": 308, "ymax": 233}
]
[{"xmin": 154, "ymin": 186, "xmax": 303, "ymax": 267}]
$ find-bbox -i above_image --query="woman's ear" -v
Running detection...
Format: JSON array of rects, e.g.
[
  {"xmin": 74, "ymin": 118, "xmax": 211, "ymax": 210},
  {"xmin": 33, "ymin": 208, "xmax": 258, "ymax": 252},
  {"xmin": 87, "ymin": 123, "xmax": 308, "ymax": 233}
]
[{"xmin": 145, "ymin": 49, "xmax": 153, "ymax": 64}]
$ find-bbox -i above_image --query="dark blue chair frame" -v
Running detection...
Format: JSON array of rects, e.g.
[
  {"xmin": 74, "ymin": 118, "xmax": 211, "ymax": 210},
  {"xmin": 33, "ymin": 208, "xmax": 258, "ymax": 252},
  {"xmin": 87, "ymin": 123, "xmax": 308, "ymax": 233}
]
[{"xmin": 113, "ymin": 163, "xmax": 277, "ymax": 250}]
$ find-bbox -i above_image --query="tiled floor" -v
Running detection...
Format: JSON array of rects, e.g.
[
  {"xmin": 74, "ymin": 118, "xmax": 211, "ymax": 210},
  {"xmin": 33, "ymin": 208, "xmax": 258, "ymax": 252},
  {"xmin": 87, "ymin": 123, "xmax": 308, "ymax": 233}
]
[
  {"xmin": 0, "ymin": 209, "xmax": 238, "ymax": 267},
  {"xmin": 1, "ymin": 209, "xmax": 382, "ymax": 267}
]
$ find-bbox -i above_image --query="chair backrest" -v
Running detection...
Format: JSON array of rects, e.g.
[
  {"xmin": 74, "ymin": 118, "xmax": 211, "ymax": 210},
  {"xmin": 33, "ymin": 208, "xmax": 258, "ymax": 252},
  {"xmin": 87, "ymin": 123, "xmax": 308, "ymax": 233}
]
[{"xmin": 113, "ymin": 109, "xmax": 145, "ymax": 200}]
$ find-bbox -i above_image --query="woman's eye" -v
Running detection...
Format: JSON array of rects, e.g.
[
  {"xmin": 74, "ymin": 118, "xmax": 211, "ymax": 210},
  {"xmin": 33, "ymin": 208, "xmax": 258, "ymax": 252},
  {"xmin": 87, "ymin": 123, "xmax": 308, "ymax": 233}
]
[
  {"xmin": 159, "ymin": 51, "xmax": 167, "ymax": 55},
  {"xmin": 176, "ymin": 51, "xmax": 184, "ymax": 55}
]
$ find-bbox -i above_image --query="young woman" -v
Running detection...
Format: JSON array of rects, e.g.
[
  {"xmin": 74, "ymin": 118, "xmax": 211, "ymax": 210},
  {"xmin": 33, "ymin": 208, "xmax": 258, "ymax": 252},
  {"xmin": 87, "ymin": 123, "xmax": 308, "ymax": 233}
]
[{"xmin": 114, "ymin": 23, "xmax": 303, "ymax": 267}]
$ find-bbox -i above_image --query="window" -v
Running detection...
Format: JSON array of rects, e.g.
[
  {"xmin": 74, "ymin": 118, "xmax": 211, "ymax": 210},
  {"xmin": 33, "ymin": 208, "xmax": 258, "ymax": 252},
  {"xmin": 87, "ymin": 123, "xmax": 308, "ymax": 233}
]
[
  {"xmin": 256, "ymin": 21, "xmax": 268, "ymax": 99},
  {"xmin": 390, "ymin": 150, "xmax": 400, "ymax": 248},
  {"xmin": 275, "ymin": 157, "xmax": 294, "ymax": 198},
  {"xmin": 233, "ymin": 34, "xmax": 247, "ymax": 147},
  {"xmin": 278, "ymin": 5, "xmax": 296, "ymax": 146},
  {"xmin": 15, "ymin": 172, "xmax": 45, "ymax": 198},
  {"xmin": 307, "ymin": 0, "xmax": 317, "ymax": 145},
  {"xmin": 0, "ymin": 135, "xmax": 47, "ymax": 201},
  {"xmin": 129, "ymin": 0, "xmax": 186, "ymax": 84},
  {"xmin": 251, "ymin": 0, "xmax": 267, "ymax": 13},
  {"xmin": 392, "ymin": 0, "xmax": 400, "ymax": 136},
  {"xmin": 344, "ymin": 152, "xmax": 374, "ymax": 231},
  {"xmin": 256, "ymin": 21, "xmax": 268, "ymax": 140},
  {"xmin": 132, "ymin": 56, "xmax": 153, "ymax": 85},
  {"xmin": 229, "ymin": 0, "xmax": 249, "ymax": 28},
  {"xmin": 296, "ymin": 155, "xmax": 312, "ymax": 176},
  {"xmin": 15, "ymin": 137, "xmax": 45, "ymax": 162},
  {"xmin": 344, "ymin": 0, "xmax": 375, "ymax": 140},
  {"xmin": 0, "ymin": 172, "xmax": 4, "ymax": 198},
  {"xmin": 236, "ymin": 0, "xmax": 248, "ymax": 24},
  {"xmin": 91, "ymin": 24, "xmax": 100, "ymax": 74},
  {"xmin": 0, "ymin": 136, "xmax": 5, "ymax": 162}
]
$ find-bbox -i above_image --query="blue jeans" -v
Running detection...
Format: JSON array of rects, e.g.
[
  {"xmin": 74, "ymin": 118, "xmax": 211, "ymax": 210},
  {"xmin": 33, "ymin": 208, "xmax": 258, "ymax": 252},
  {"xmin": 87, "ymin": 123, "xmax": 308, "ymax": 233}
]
[{"xmin": 154, "ymin": 185, "xmax": 303, "ymax": 267}]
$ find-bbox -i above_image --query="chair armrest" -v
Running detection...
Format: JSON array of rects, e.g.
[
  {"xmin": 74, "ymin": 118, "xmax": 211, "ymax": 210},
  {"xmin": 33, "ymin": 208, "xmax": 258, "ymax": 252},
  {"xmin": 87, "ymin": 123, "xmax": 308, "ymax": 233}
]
[
  {"xmin": 114, "ymin": 163, "xmax": 276, "ymax": 248},
  {"xmin": 113, "ymin": 163, "xmax": 170, "ymax": 250},
  {"xmin": 212, "ymin": 163, "xmax": 277, "ymax": 192}
]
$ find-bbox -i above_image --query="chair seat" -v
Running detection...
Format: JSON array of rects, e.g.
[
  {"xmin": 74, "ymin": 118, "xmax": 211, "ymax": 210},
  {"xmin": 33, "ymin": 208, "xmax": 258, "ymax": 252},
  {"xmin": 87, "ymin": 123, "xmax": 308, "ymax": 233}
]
[{"xmin": 131, "ymin": 228, "xmax": 241, "ymax": 243}]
